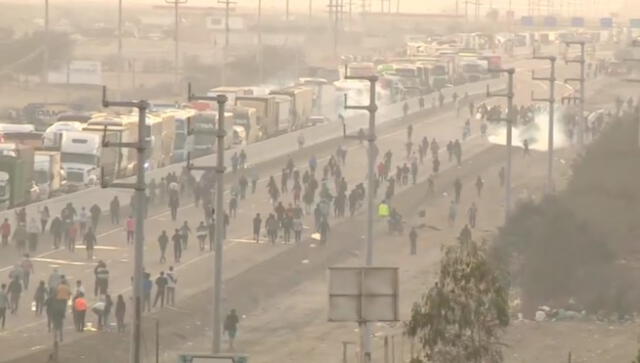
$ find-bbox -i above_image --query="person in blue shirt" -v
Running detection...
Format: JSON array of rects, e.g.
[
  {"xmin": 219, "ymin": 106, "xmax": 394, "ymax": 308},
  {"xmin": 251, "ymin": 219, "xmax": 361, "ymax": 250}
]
[{"xmin": 143, "ymin": 272, "xmax": 152, "ymax": 312}]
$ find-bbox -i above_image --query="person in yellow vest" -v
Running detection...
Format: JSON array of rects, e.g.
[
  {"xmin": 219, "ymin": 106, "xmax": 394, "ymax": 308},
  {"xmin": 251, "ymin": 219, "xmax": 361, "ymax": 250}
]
[{"xmin": 378, "ymin": 200, "xmax": 390, "ymax": 218}]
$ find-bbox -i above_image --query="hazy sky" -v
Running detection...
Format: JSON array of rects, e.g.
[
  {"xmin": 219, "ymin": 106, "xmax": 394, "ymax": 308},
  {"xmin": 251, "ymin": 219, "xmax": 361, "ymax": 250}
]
[{"xmin": 15, "ymin": 0, "xmax": 632, "ymax": 17}]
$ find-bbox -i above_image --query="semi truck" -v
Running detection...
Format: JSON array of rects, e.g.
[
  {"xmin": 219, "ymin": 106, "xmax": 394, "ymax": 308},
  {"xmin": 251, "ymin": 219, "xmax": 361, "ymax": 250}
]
[
  {"xmin": 34, "ymin": 151, "xmax": 65, "ymax": 199},
  {"xmin": 269, "ymin": 86, "xmax": 313, "ymax": 130},
  {"xmin": 236, "ymin": 96, "xmax": 278, "ymax": 139},
  {"xmin": 60, "ymin": 131, "xmax": 101, "ymax": 187},
  {"xmin": 0, "ymin": 144, "xmax": 35, "ymax": 209}
]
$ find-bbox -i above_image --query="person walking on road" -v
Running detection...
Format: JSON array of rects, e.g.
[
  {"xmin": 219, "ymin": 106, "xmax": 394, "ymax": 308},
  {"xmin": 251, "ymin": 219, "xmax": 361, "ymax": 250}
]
[
  {"xmin": 110, "ymin": 196, "xmax": 120, "ymax": 225},
  {"xmin": 89, "ymin": 204, "xmax": 101, "ymax": 232},
  {"xmin": 34, "ymin": 280, "xmax": 47, "ymax": 316},
  {"xmin": 172, "ymin": 229, "xmax": 182, "ymax": 263},
  {"xmin": 158, "ymin": 230, "xmax": 168, "ymax": 263},
  {"xmin": 523, "ymin": 138, "xmax": 530, "ymax": 156},
  {"xmin": 0, "ymin": 284, "xmax": 7, "ymax": 329},
  {"xmin": 169, "ymin": 189, "xmax": 180, "ymax": 221},
  {"xmin": 21, "ymin": 254, "xmax": 33, "ymax": 290},
  {"xmin": 50, "ymin": 216, "xmax": 62, "ymax": 249},
  {"xmin": 468, "ymin": 202, "xmax": 478, "ymax": 228},
  {"xmin": 475, "ymin": 176, "xmax": 484, "ymax": 197},
  {"xmin": 115, "ymin": 294, "xmax": 126, "ymax": 333},
  {"xmin": 143, "ymin": 273, "xmax": 152, "ymax": 313},
  {"xmin": 40, "ymin": 207, "xmax": 50, "ymax": 234},
  {"xmin": 1, "ymin": 218, "xmax": 10, "ymax": 248},
  {"xmin": 409, "ymin": 227, "xmax": 418, "ymax": 255},
  {"xmin": 7, "ymin": 275, "xmax": 22, "ymax": 314},
  {"xmin": 84, "ymin": 228, "xmax": 96, "ymax": 260},
  {"xmin": 180, "ymin": 221, "xmax": 191, "ymax": 250},
  {"xmin": 94, "ymin": 261, "xmax": 109, "ymax": 296},
  {"xmin": 153, "ymin": 271, "xmax": 168, "ymax": 308},
  {"xmin": 166, "ymin": 266, "xmax": 177, "ymax": 306},
  {"xmin": 454, "ymin": 178, "xmax": 463, "ymax": 203},
  {"xmin": 253, "ymin": 213, "xmax": 262, "ymax": 243},
  {"xmin": 196, "ymin": 222, "xmax": 208, "ymax": 251},
  {"xmin": 125, "ymin": 216, "xmax": 135, "ymax": 245},
  {"xmin": 499, "ymin": 166, "xmax": 505, "ymax": 187},
  {"xmin": 224, "ymin": 309, "xmax": 240, "ymax": 350},
  {"xmin": 73, "ymin": 293, "xmax": 87, "ymax": 332},
  {"xmin": 13, "ymin": 222, "xmax": 27, "ymax": 255},
  {"xmin": 448, "ymin": 200, "xmax": 457, "ymax": 227},
  {"xmin": 297, "ymin": 132, "xmax": 305, "ymax": 150}
]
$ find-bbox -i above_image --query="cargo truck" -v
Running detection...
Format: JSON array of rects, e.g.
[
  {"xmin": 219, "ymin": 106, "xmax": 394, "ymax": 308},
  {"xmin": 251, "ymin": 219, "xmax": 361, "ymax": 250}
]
[
  {"xmin": 0, "ymin": 144, "xmax": 35, "ymax": 209},
  {"xmin": 236, "ymin": 96, "xmax": 278, "ymax": 139},
  {"xmin": 270, "ymin": 86, "xmax": 313, "ymax": 130}
]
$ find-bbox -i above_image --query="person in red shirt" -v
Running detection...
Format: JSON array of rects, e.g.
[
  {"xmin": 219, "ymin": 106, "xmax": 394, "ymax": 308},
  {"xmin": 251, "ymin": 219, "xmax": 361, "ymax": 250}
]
[
  {"xmin": 67, "ymin": 223, "xmax": 78, "ymax": 252},
  {"xmin": 126, "ymin": 216, "xmax": 135, "ymax": 245},
  {"xmin": 1, "ymin": 218, "xmax": 10, "ymax": 247}
]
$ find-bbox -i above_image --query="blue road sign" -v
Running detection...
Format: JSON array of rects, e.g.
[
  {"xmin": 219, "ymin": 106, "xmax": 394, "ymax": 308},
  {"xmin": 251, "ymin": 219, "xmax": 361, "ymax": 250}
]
[
  {"xmin": 600, "ymin": 17, "xmax": 613, "ymax": 28},
  {"xmin": 521, "ymin": 16, "xmax": 534, "ymax": 26},
  {"xmin": 544, "ymin": 16, "xmax": 557, "ymax": 27},
  {"xmin": 571, "ymin": 17, "xmax": 585, "ymax": 27}
]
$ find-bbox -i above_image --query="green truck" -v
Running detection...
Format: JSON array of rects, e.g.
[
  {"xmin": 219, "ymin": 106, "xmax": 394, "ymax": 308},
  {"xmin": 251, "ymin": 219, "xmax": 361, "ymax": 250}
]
[{"xmin": 0, "ymin": 144, "xmax": 35, "ymax": 210}]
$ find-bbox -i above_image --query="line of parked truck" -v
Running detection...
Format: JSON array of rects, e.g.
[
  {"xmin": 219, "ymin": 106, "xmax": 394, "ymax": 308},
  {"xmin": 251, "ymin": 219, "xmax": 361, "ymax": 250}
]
[{"xmin": 0, "ymin": 78, "xmax": 341, "ymax": 210}]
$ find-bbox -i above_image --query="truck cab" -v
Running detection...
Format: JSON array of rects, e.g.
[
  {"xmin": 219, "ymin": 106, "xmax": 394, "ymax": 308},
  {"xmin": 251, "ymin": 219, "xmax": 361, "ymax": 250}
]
[{"xmin": 60, "ymin": 131, "xmax": 100, "ymax": 187}]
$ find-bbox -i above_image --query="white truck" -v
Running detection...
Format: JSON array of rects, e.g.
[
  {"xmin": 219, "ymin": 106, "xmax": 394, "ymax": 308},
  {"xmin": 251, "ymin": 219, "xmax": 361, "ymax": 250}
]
[
  {"xmin": 60, "ymin": 131, "xmax": 101, "ymax": 187},
  {"xmin": 34, "ymin": 151, "xmax": 65, "ymax": 199}
]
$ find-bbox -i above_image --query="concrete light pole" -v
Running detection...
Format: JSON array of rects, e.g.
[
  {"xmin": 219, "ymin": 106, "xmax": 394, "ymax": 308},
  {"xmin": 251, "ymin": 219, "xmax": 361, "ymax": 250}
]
[
  {"xmin": 165, "ymin": 0, "xmax": 188, "ymax": 91},
  {"xmin": 343, "ymin": 65, "xmax": 378, "ymax": 363},
  {"xmin": 187, "ymin": 85, "xmax": 229, "ymax": 353},
  {"xmin": 531, "ymin": 54, "xmax": 557, "ymax": 194},
  {"xmin": 564, "ymin": 40, "xmax": 586, "ymax": 147},
  {"xmin": 487, "ymin": 68, "xmax": 516, "ymax": 221},
  {"xmin": 101, "ymin": 87, "xmax": 149, "ymax": 363}
]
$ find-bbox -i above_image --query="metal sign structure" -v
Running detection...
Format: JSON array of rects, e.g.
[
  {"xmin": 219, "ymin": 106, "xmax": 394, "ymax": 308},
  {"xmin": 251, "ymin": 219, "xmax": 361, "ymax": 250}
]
[{"xmin": 328, "ymin": 266, "xmax": 399, "ymax": 322}]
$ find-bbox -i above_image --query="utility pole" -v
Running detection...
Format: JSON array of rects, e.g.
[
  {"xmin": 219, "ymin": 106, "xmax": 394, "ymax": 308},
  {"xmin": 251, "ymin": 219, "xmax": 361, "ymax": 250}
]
[
  {"xmin": 487, "ymin": 68, "xmax": 515, "ymax": 221},
  {"xmin": 531, "ymin": 54, "xmax": 557, "ymax": 194},
  {"xmin": 286, "ymin": 0, "xmax": 290, "ymax": 21},
  {"xmin": 43, "ymin": 0, "xmax": 49, "ymax": 84},
  {"xmin": 165, "ymin": 0, "xmax": 187, "ymax": 92},
  {"xmin": 257, "ymin": 0, "xmax": 263, "ymax": 84},
  {"xmin": 186, "ymin": 85, "xmax": 229, "ymax": 354},
  {"xmin": 564, "ymin": 40, "xmax": 586, "ymax": 147},
  {"xmin": 101, "ymin": 87, "xmax": 149, "ymax": 363},
  {"xmin": 118, "ymin": 0, "xmax": 123, "ymax": 94},
  {"xmin": 218, "ymin": 0, "xmax": 236, "ymax": 86},
  {"xmin": 328, "ymin": 0, "xmax": 343, "ymax": 59},
  {"xmin": 343, "ymin": 65, "xmax": 378, "ymax": 363},
  {"xmin": 309, "ymin": 0, "xmax": 313, "ymax": 19}
]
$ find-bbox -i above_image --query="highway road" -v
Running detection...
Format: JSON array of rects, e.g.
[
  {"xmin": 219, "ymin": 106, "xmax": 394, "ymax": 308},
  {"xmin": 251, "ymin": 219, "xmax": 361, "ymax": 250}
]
[{"xmin": 0, "ymin": 52, "xmax": 614, "ymax": 362}]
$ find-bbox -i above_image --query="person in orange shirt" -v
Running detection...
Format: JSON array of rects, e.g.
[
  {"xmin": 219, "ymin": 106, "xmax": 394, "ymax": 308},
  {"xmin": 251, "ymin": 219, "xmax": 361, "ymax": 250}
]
[{"xmin": 73, "ymin": 293, "xmax": 87, "ymax": 332}]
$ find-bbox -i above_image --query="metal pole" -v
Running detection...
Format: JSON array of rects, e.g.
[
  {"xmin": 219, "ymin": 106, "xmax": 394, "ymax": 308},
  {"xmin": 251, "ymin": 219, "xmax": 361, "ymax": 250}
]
[
  {"xmin": 487, "ymin": 67, "xmax": 515, "ymax": 221},
  {"xmin": 309, "ymin": 0, "xmax": 313, "ymax": 18},
  {"xmin": 132, "ymin": 102, "xmax": 146, "ymax": 363},
  {"xmin": 258, "ymin": 0, "xmax": 263, "ymax": 84},
  {"xmin": 532, "ymin": 55, "xmax": 557, "ymax": 194},
  {"xmin": 344, "ymin": 69, "xmax": 378, "ymax": 363},
  {"xmin": 43, "ymin": 0, "xmax": 49, "ymax": 84},
  {"xmin": 155, "ymin": 319, "xmax": 160, "ymax": 363},
  {"xmin": 505, "ymin": 70, "xmax": 514, "ymax": 220},
  {"xmin": 384, "ymin": 336, "xmax": 389, "ymax": 363},
  {"xmin": 212, "ymin": 95, "xmax": 228, "ymax": 353},
  {"xmin": 174, "ymin": 0, "xmax": 179, "ymax": 89},
  {"xmin": 578, "ymin": 43, "xmax": 585, "ymax": 146},
  {"xmin": 101, "ymin": 88, "xmax": 148, "ymax": 363},
  {"xmin": 286, "ymin": 0, "xmax": 290, "ymax": 21}
]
